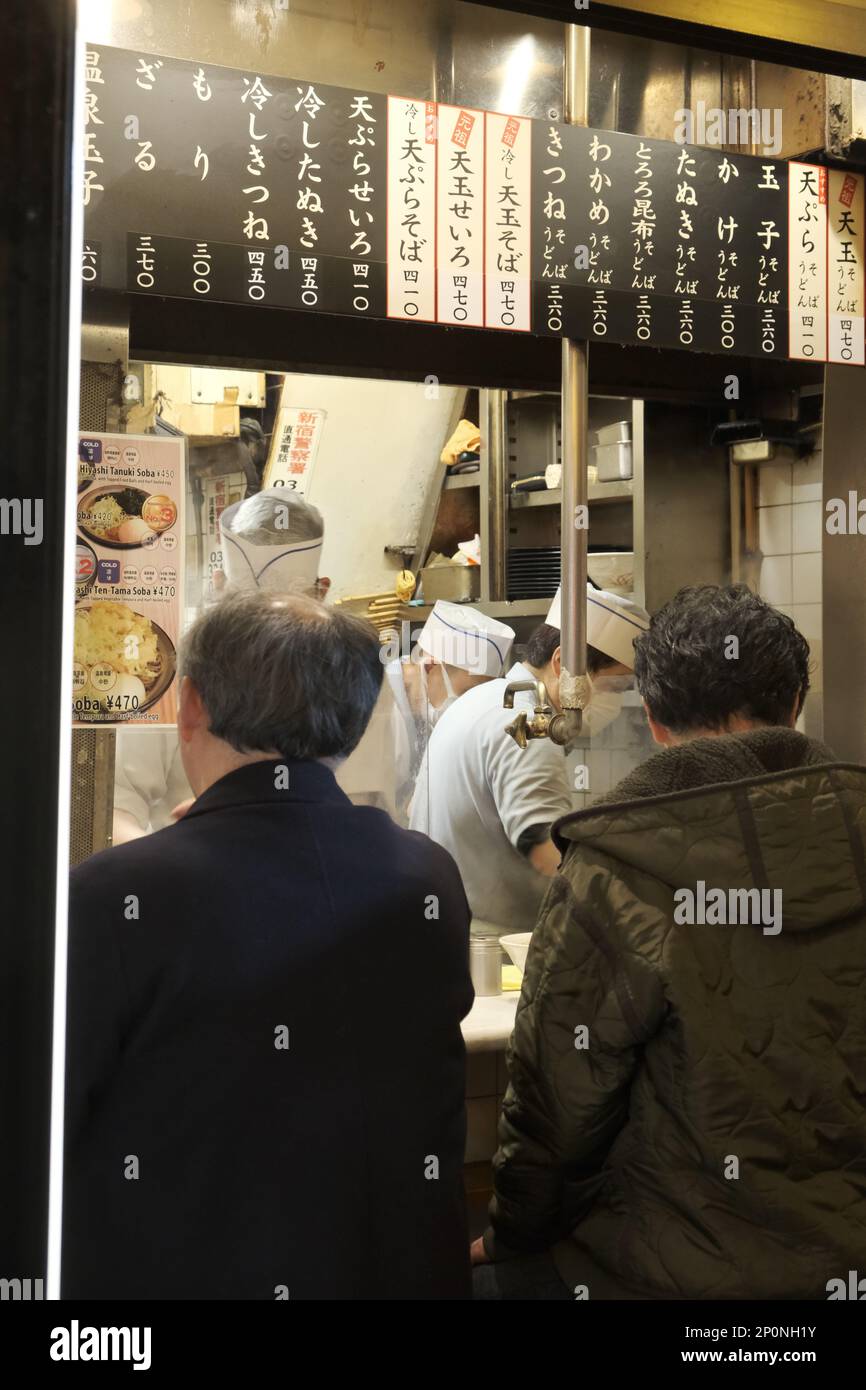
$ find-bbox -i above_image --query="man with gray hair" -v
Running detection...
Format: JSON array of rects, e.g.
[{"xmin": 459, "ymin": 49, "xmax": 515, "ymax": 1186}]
[
  {"xmin": 64, "ymin": 590, "xmax": 473, "ymax": 1300},
  {"xmin": 112, "ymin": 488, "xmax": 394, "ymax": 840}
]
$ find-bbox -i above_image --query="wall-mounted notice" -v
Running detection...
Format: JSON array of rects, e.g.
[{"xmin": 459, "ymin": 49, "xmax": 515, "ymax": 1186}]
[
  {"xmin": 485, "ymin": 113, "xmax": 532, "ymax": 331},
  {"xmin": 827, "ymin": 168, "xmax": 865, "ymax": 366},
  {"xmin": 436, "ymin": 106, "xmax": 485, "ymax": 327},
  {"xmin": 202, "ymin": 472, "xmax": 246, "ymax": 602},
  {"xmin": 263, "ymin": 406, "xmax": 325, "ymax": 495},
  {"xmin": 788, "ymin": 163, "xmax": 828, "ymax": 362},
  {"xmin": 74, "ymin": 433, "xmax": 184, "ymax": 726},
  {"xmin": 387, "ymin": 96, "xmax": 437, "ymax": 321}
]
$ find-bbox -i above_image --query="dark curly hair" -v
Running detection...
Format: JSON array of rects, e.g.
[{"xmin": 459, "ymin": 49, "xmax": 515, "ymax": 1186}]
[{"xmin": 633, "ymin": 584, "xmax": 810, "ymax": 733}]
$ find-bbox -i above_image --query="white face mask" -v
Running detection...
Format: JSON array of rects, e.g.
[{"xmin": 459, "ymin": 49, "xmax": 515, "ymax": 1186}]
[
  {"xmin": 581, "ymin": 689, "xmax": 623, "ymax": 737},
  {"xmin": 419, "ymin": 661, "xmax": 459, "ymax": 729},
  {"xmin": 582, "ymin": 672, "xmax": 632, "ymax": 737}
]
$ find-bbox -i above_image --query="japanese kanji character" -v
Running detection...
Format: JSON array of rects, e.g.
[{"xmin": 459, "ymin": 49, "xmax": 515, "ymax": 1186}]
[
  {"xmin": 757, "ymin": 219, "xmax": 779, "ymax": 250},
  {"xmin": 83, "ymin": 169, "xmax": 104, "ymax": 205},
  {"xmin": 242, "ymin": 76, "xmax": 272, "ymax": 110},
  {"xmin": 84, "ymin": 90, "xmax": 103, "ymax": 126},
  {"xmin": 349, "ymin": 95, "xmax": 376, "ymax": 121},
  {"xmin": 295, "ymin": 85, "xmax": 325, "ymax": 119}
]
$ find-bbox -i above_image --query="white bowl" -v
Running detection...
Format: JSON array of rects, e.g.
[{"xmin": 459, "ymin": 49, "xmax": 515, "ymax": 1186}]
[{"xmin": 499, "ymin": 932, "xmax": 532, "ymax": 975}]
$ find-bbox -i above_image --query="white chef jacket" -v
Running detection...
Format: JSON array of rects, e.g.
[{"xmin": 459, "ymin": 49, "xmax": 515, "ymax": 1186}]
[
  {"xmin": 113, "ymin": 685, "xmax": 404, "ymax": 834},
  {"xmin": 114, "ymin": 727, "xmax": 190, "ymax": 832},
  {"xmin": 409, "ymin": 662, "xmax": 573, "ymax": 933}
]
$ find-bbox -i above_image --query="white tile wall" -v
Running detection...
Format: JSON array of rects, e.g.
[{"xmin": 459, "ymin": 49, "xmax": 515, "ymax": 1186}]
[
  {"xmin": 791, "ymin": 449, "xmax": 823, "ymax": 503},
  {"xmin": 792, "ymin": 552, "xmax": 821, "ymax": 606},
  {"xmin": 758, "ymin": 461, "xmax": 792, "ymax": 507},
  {"xmin": 757, "ymin": 443, "xmax": 823, "ymax": 738},
  {"xmin": 760, "ymin": 554, "xmax": 793, "ymax": 606},
  {"xmin": 789, "ymin": 603, "xmax": 822, "ymax": 641},
  {"xmin": 758, "ymin": 502, "xmax": 793, "ymax": 556},
  {"xmin": 792, "ymin": 499, "xmax": 822, "ymax": 553}
]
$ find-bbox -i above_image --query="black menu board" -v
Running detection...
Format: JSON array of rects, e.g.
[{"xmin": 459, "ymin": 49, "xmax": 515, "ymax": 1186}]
[
  {"xmin": 83, "ymin": 43, "xmax": 862, "ymax": 365},
  {"xmin": 84, "ymin": 45, "xmax": 387, "ymax": 316},
  {"xmin": 531, "ymin": 121, "xmax": 789, "ymax": 360}
]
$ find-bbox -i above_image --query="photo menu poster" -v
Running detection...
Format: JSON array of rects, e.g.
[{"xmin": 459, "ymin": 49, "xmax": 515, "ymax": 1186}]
[{"xmin": 74, "ymin": 433, "xmax": 184, "ymax": 727}]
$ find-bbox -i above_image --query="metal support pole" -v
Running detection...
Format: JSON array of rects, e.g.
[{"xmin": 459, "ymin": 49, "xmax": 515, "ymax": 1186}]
[
  {"xmin": 559, "ymin": 22, "xmax": 591, "ymax": 714},
  {"xmin": 481, "ymin": 387, "xmax": 508, "ymax": 604}
]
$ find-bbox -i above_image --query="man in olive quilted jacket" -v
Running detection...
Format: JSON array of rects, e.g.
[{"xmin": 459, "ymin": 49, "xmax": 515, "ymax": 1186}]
[{"xmin": 473, "ymin": 584, "xmax": 866, "ymax": 1300}]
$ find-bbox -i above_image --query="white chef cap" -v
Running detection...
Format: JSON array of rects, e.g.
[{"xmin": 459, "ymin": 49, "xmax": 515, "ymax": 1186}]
[
  {"xmin": 417, "ymin": 600, "xmax": 515, "ymax": 678},
  {"xmin": 220, "ymin": 490, "xmax": 324, "ymax": 593},
  {"xmin": 546, "ymin": 585, "xmax": 649, "ymax": 669}
]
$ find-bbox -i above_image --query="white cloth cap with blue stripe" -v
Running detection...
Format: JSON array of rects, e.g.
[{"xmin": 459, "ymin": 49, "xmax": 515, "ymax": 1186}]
[
  {"xmin": 546, "ymin": 584, "xmax": 650, "ymax": 669},
  {"xmin": 418, "ymin": 601, "xmax": 515, "ymax": 677}
]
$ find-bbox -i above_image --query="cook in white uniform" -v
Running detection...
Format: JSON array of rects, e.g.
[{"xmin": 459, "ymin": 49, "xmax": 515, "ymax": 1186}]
[
  {"xmin": 112, "ymin": 490, "xmax": 388, "ymax": 840},
  {"xmin": 385, "ymin": 601, "xmax": 515, "ymax": 820},
  {"xmin": 410, "ymin": 585, "xmax": 650, "ymax": 935}
]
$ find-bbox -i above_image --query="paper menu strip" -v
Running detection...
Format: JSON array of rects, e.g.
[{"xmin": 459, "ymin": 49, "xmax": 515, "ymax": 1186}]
[
  {"xmin": 484, "ymin": 112, "xmax": 532, "ymax": 332},
  {"xmin": 387, "ymin": 96, "xmax": 437, "ymax": 322},
  {"xmin": 828, "ymin": 168, "xmax": 865, "ymax": 366},
  {"xmin": 436, "ymin": 106, "xmax": 485, "ymax": 328},
  {"xmin": 788, "ymin": 162, "xmax": 828, "ymax": 362}
]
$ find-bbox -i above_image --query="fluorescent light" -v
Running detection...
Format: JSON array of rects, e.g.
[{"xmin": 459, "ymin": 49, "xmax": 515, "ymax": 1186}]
[{"xmin": 46, "ymin": 10, "xmax": 87, "ymax": 1304}]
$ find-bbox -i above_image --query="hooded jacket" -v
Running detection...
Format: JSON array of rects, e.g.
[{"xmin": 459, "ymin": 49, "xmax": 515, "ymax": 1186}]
[{"xmin": 484, "ymin": 728, "xmax": 866, "ymax": 1299}]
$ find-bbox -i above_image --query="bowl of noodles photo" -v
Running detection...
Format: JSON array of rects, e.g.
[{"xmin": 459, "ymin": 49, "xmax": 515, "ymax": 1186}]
[
  {"xmin": 72, "ymin": 601, "xmax": 176, "ymax": 722},
  {"xmin": 77, "ymin": 485, "xmax": 177, "ymax": 550}
]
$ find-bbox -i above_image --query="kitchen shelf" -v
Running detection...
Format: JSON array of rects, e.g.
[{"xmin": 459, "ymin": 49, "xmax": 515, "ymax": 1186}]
[
  {"xmin": 510, "ymin": 479, "xmax": 634, "ymax": 509},
  {"xmin": 443, "ymin": 472, "xmax": 481, "ymax": 490},
  {"xmin": 398, "ymin": 597, "xmax": 551, "ymax": 621}
]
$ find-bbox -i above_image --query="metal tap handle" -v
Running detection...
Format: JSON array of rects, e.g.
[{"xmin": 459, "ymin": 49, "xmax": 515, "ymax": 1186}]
[
  {"xmin": 505, "ymin": 710, "xmax": 529, "ymax": 749},
  {"xmin": 502, "ymin": 678, "xmax": 550, "ymax": 713}
]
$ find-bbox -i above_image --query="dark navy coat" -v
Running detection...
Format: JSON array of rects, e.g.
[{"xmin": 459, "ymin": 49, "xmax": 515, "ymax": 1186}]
[{"xmin": 63, "ymin": 758, "xmax": 473, "ymax": 1299}]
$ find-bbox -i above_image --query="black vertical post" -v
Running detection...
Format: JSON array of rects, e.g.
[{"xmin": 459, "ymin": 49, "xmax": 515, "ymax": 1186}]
[{"xmin": 0, "ymin": 0, "xmax": 77, "ymax": 1278}]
